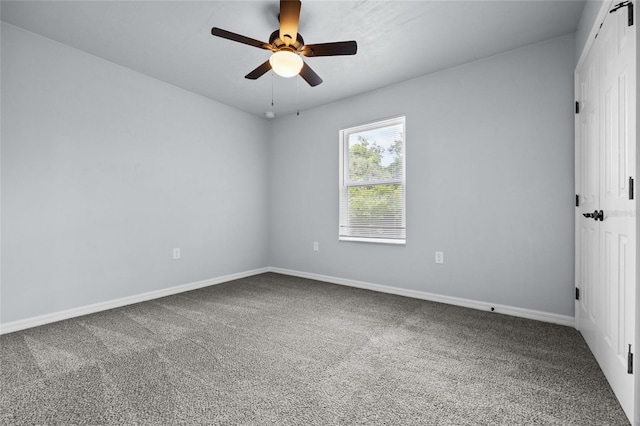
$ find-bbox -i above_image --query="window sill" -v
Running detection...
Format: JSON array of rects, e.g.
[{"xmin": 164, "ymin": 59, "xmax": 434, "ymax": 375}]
[{"xmin": 339, "ymin": 236, "xmax": 406, "ymax": 245}]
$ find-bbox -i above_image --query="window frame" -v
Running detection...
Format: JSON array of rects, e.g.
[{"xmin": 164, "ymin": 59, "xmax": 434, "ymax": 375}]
[{"xmin": 338, "ymin": 116, "xmax": 406, "ymax": 245}]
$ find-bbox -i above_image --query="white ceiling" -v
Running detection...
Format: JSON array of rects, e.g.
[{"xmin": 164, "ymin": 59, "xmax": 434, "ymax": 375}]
[{"xmin": 1, "ymin": 0, "xmax": 585, "ymax": 119}]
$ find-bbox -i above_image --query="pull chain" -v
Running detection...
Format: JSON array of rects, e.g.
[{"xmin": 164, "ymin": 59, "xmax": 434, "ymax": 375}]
[
  {"xmin": 271, "ymin": 72, "xmax": 274, "ymax": 107},
  {"xmin": 296, "ymin": 75, "xmax": 300, "ymax": 116}
]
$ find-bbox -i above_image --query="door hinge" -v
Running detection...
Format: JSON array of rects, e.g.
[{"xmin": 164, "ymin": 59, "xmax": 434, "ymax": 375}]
[
  {"xmin": 575, "ymin": 101, "xmax": 580, "ymax": 114},
  {"xmin": 575, "ymin": 287, "xmax": 580, "ymax": 300},
  {"xmin": 629, "ymin": 177, "xmax": 634, "ymax": 200},
  {"xmin": 575, "ymin": 194, "xmax": 580, "ymax": 207},
  {"xmin": 628, "ymin": 344, "xmax": 634, "ymax": 374},
  {"xmin": 610, "ymin": 1, "xmax": 634, "ymax": 26}
]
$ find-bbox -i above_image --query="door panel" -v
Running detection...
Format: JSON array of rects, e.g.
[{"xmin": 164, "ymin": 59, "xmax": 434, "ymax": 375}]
[
  {"xmin": 576, "ymin": 34, "xmax": 601, "ymax": 355},
  {"xmin": 617, "ymin": 73, "xmax": 628, "ymax": 197}
]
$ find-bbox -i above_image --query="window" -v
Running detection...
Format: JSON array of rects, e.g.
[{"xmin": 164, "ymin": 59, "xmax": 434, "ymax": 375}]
[{"xmin": 339, "ymin": 116, "xmax": 406, "ymax": 244}]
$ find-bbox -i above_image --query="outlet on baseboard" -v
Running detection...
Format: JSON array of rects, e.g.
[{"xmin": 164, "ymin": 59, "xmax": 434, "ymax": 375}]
[{"xmin": 173, "ymin": 248, "xmax": 181, "ymax": 260}]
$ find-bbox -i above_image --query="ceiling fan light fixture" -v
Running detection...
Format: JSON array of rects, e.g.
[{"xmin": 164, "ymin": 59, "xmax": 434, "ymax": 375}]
[{"xmin": 269, "ymin": 51, "xmax": 303, "ymax": 78}]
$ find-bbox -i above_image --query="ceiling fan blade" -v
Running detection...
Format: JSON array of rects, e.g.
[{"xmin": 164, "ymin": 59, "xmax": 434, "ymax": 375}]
[
  {"xmin": 301, "ymin": 41, "xmax": 357, "ymax": 57},
  {"xmin": 279, "ymin": 0, "xmax": 301, "ymax": 46},
  {"xmin": 245, "ymin": 60, "xmax": 273, "ymax": 80},
  {"xmin": 299, "ymin": 62, "xmax": 323, "ymax": 87},
  {"xmin": 211, "ymin": 27, "xmax": 272, "ymax": 50}
]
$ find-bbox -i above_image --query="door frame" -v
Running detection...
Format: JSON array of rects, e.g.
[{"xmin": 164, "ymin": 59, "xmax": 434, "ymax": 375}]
[{"xmin": 636, "ymin": 9, "xmax": 639, "ymax": 423}]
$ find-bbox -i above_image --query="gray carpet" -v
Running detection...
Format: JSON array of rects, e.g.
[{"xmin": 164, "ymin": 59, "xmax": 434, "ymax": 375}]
[{"xmin": 0, "ymin": 272, "xmax": 630, "ymax": 425}]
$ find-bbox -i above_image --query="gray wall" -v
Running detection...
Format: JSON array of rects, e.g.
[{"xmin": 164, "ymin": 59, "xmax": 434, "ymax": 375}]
[
  {"xmin": 1, "ymin": 23, "xmax": 577, "ymax": 324},
  {"xmin": 1, "ymin": 24, "xmax": 270, "ymax": 323},
  {"xmin": 269, "ymin": 35, "xmax": 576, "ymax": 317}
]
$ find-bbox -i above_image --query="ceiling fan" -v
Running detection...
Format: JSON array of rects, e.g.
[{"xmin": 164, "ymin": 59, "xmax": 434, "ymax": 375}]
[{"xmin": 211, "ymin": 0, "xmax": 357, "ymax": 87}]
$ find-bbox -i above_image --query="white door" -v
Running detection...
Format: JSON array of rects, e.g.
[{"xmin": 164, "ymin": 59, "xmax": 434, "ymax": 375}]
[
  {"xmin": 576, "ymin": 30, "xmax": 601, "ymax": 358},
  {"xmin": 575, "ymin": 2, "xmax": 636, "ymax": 422}
]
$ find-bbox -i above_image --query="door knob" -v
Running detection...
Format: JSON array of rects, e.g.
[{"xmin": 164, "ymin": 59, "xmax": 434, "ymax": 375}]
[{"xmin": 583, "ymin": 210, "xmax": 604, "ymax": 221}]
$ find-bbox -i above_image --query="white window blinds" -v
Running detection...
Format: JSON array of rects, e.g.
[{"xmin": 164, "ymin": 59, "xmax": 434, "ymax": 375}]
[{"xmin": 339, "ymin": 117, "xmax": 406, "ymax": 244}]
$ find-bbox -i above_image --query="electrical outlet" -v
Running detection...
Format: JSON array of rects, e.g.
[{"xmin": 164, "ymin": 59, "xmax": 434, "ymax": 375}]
[
  {"xmin": 173, "ymin": 248, "xmax": 181, "ymax": 260},
  {"xmin": 313, "ymin": 241, "xmax": 319, "ymax": 251},
  {"xmin": 435, "ymin": 251, "xmax": 444, "ymax": 264}
]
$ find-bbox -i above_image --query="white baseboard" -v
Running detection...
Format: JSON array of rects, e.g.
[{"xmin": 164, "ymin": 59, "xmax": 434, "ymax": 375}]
[
  {"xmin": 268, "ymin": 267, "xmax": 575, "ymax": 327},
  {"xmin": 0, "ymin": 267, "xmax": 269, "ymax": 335},
  {"xmin": 0, "ymin": 266, "xmax": 575, "ymax": 334}
]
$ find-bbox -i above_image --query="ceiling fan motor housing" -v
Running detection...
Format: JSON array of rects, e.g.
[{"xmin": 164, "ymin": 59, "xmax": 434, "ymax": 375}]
[{"xmin": 269, "ymin": 30, "xmax": 305, "ymax": 52}]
